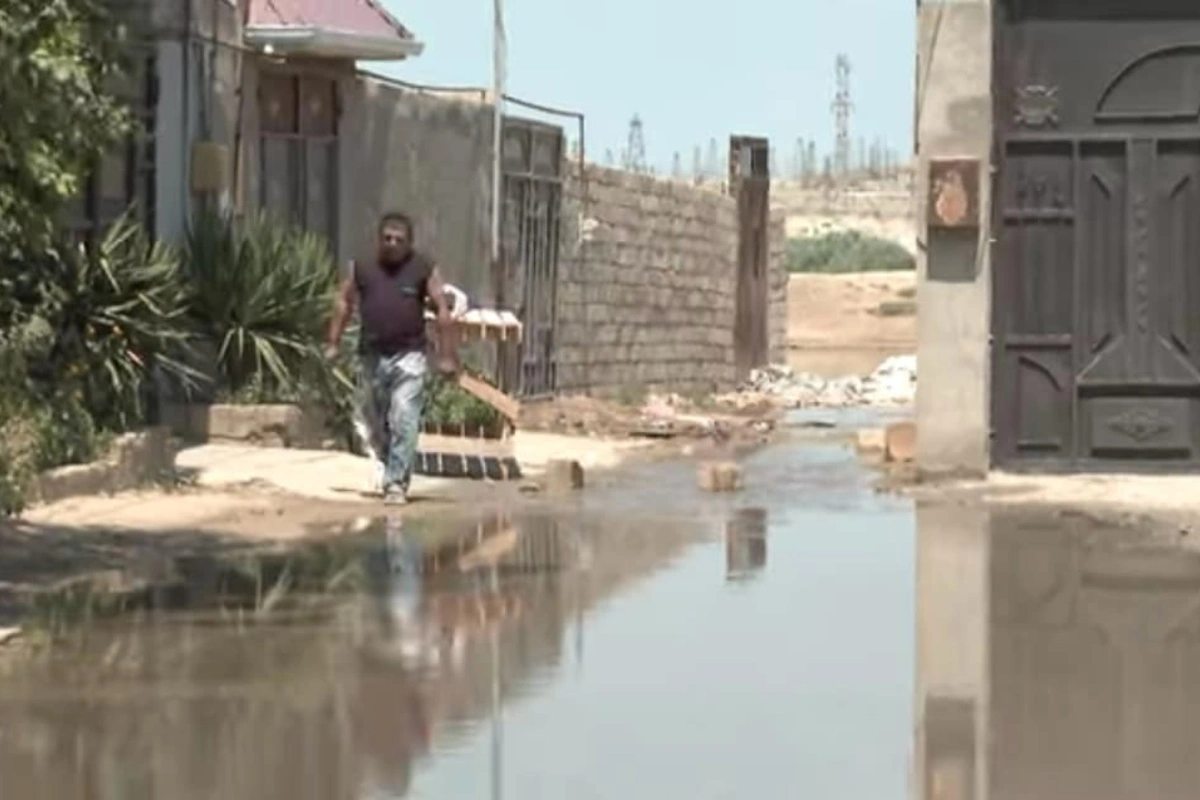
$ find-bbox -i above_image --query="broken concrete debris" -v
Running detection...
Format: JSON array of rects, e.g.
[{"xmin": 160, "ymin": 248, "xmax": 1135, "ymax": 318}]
[
  {"xmin": 884, "ymin": 421, "xmax": 916, "ymax": 463},
  {"xmin": 719, "ymin": 355, "xmax": 917, "ymax": 410}
]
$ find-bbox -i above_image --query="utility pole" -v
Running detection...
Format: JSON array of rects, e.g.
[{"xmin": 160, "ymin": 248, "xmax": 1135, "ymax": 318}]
[
  {"xmin": 832, "ymin": 54, "xmax": 852, "ymax": 183},
  {"xmin": 672, "ymin": 151, "xmax": 683, "ymax": 179},
  {"xmin": 489, "ymin": 0, "xmax": 507, "ymax": 266}
]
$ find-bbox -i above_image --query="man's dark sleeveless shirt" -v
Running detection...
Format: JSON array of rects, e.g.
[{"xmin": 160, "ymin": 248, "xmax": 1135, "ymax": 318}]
[{"xmin": 354, "ymin": 251, "xmax": 434, "ymax": 356}]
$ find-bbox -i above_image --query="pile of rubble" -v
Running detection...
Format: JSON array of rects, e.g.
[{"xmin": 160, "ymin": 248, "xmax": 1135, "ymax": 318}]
[{"xmin": 718, "ymin": 355, "xmax": 917, "ymax": 410}]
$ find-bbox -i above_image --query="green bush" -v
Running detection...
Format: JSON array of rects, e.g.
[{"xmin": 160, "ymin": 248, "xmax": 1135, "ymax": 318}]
[
  {"xmin": 0, "ymin": 215, "xmax": 197, "ymax": 513},
  {"xmin": 185, "ymin": 208, "xmax": 357, "ymax": 448},
  {"xmin": 784, "ymin": 231, "xmax": 915, "ymax": 274},
  {"xmin": 38, "ymin": 213, "xmax": 200, "ymax": 430},
  {"xmin": 184, "ymin": 208, "xmax": 340, "ymax": 397},
  {"xmin": 0, "ymin": 383, "xmax": 105, "ymax": 516},
  {"xmin": 424, "ymin": 377, "xmax": 502, "ymax": 430}
]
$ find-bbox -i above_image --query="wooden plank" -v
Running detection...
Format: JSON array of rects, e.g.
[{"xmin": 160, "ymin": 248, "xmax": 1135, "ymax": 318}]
[{"xmin": 456, "ymin": 371, "xmax": 521, "ymax": 423}]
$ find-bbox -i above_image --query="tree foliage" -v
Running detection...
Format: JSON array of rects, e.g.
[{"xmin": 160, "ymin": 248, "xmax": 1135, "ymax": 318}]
[
  {"xmin": 784, "ymin": 230, "xmax": 915, "ymax": 274},
  {"xmin": 0, "ymin": 0, "xmax": 130, "ymax": 260}
]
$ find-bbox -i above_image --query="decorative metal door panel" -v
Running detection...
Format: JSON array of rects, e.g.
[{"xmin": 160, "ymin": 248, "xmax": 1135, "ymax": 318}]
[{"xmin": 993, "ymin": 2, "xmax": 1200, "ymax": 467}]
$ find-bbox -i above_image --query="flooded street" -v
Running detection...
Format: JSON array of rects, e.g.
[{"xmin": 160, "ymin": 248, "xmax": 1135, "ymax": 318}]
[{"xmin": 3, "ymin": 428, "xmax": 1200, "ymax": 798}]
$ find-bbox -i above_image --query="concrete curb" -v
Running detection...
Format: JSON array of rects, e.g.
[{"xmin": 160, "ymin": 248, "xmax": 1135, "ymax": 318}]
[
  {"xmin": 161, "ymin": 403, "xmax": 329, "ymax": 448},
  {"xmin": 31, "ymin": 427, "xmax": 175, "ymax": 507}
]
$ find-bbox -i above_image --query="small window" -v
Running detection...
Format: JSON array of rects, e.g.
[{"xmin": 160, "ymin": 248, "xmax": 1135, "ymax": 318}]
[{"xmin": 258, "ymin": 72, "xmax": 338, "ymax": 248}]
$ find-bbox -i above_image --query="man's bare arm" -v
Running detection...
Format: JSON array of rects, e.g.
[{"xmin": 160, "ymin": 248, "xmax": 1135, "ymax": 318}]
[
  {"xmin": 326, "ymin": 271, "xmax": 357, "ymax": 352},
  {"xmin": 427, "ymin": 266, "xmax": 459, "ymax": 371}
]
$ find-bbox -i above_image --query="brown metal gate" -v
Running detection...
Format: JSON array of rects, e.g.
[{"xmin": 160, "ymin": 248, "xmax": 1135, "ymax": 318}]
[
  {"xmin": 730, "ymin": 136, "xmax": 771, "ymax": 381},
  {"xmin": 993, "ymin": 0, "xmax": 1200, "ymax": 468},
  {"xmin": 500, "ymin": 117, "xmax": 563, "ymax": 398}
]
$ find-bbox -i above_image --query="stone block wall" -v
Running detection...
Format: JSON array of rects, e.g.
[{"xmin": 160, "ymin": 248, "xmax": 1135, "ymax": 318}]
[{"xmin": 555, "ymin": 164, "xmax": 786, "ymax": 396}]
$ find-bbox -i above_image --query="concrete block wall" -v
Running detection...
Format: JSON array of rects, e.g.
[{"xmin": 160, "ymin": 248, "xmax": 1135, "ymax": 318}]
[
  {"xmin": 555, "ymin": 164, "xmax": 786, "ymax": 396},
  {"xmin": 341, "ymin": 79, "xmax": 495, "ymax": 303}
]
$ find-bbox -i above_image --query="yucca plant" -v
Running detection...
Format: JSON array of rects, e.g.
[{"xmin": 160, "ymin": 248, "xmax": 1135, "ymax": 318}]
[
  {"xmin": 183, "ymin": 208, "xmax": 340, "ymax": 398},
  {"xmin": 40, "ymin": 211, "xmax": 201, "ymax": 431}
]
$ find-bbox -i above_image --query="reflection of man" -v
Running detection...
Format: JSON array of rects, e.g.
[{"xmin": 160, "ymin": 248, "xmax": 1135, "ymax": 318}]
[
  {"xmin": 325, "ymin": 212, "xmax": 459, "ymax": 505},
  {"xmin": 364, "ymin": 516, "xmax": 441, "ymax": 670}
]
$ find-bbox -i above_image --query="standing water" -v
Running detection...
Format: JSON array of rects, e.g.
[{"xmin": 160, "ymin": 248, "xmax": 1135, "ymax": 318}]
[{"xmin": 0, "ymin": 439, "xmax": 915, "ymax": 798}]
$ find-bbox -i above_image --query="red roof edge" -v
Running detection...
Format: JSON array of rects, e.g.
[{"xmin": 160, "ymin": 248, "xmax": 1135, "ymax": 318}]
[{"xmin": 361, "ymin": 0, "xmax": 413, "ymax": 40}]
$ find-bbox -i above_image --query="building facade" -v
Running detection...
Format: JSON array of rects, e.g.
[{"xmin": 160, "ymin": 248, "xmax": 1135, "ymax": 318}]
[
  {"xmin": 77, "ymin": 0, "xmax": 784, "ymax": 401},
  {"xmin": 917, "ymin": 0, "xmax": 1200, "ymax": 476}
]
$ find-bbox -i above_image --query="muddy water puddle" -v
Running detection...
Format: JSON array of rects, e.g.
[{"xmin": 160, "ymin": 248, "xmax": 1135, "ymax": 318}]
[{"xmin": 3, "ymin": 439, "xmax": 1199, "ymax": 798}]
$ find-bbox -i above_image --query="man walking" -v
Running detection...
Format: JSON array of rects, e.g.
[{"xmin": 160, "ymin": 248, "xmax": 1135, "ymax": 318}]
[{"xmin": 326, "ymin": 212, "xmax": 458, "ymax": 505}]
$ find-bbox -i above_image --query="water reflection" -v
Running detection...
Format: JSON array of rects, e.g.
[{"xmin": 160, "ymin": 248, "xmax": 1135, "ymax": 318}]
[
  {"xmin": 0, "ymin": 441, "xmax": 915, "ymax": 799},
  {"xmin": 0, "ymin": 510, "xmax": 710, "ymax": 799},
  {"xmin": 725, "ymin": 508, "xmax": 768, "ymax": 582},
  {"xmin": 915, "ymin": 503, "xmax": 1200, "ymax": 800}
]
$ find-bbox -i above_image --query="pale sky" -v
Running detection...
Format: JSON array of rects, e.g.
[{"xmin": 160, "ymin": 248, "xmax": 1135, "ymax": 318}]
[{"xmin": 376, "ymin": 0, "xmax": 915, "ymax": 173}]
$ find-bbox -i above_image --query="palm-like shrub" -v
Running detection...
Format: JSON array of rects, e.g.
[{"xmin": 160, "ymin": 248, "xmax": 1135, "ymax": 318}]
[
  {"xmin": 1, "ymin": 214, "xmax": 196, "ymax": 512},
  {"xmin": 183, "ymin": 208, "xmax": 340, "ymax": 398},
  {"xmin": 40, "ymin": 212, "xmax": 200, "ymax": 431}
]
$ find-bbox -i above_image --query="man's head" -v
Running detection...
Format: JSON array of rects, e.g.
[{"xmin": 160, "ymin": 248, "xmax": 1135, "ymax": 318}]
[{"xmin": 377, "ymin": 212, "xmax": 414, "ymax": 266}]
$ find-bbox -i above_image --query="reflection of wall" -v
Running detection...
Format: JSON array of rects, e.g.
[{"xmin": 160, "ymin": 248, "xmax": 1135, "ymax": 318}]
[
  {"xmin": 726, "ymin": 508, "xmax": 768, "ymax": 581},
  {"xmin": 989, "ymin": 512, "xmax": 1200, "ymax": 800},
  {"xmin": 917, "ymin": 503, "xmax": 1200, "ymax": 800},
  {"xmin": 914, "ymin": 502, "xmax": 989, "ymax": 800}
]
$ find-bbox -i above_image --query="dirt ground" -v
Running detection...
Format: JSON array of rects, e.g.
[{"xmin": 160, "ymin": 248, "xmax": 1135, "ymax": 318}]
[{"xmin": 787, "ymin": 271, "xmax": 916, "ymax": 348}]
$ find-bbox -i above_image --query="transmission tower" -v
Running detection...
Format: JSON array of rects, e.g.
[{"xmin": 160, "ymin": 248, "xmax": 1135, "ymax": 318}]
[
  {"xmin": 672, "ymin": 151, "xmax": 683, "ymax": 179},
  {"xmin": 623, "ymin": 115, "xmax": 647, "ymax": 172},
  {"xmin": 692, "ymin": 145, "xmax": 703, "ymax": 182},
  {"xmin": 705, "ymin": 137, "xmax": 719, "ymax": 179},
  {"xmin": 831, "ymin": 54, "xmax": 853, "ymax": 181}
]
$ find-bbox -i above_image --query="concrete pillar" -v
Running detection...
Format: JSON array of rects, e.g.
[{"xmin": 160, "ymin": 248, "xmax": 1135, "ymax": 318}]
[{"xmin": 914, "ymin": 0, "xmax": 994, "ymax": 477}]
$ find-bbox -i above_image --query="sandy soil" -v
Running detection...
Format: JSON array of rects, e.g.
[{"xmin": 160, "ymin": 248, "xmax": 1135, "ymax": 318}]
[{"xmin": 787, "ymin": 271, "xmax": 916, "ymax": 348}]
